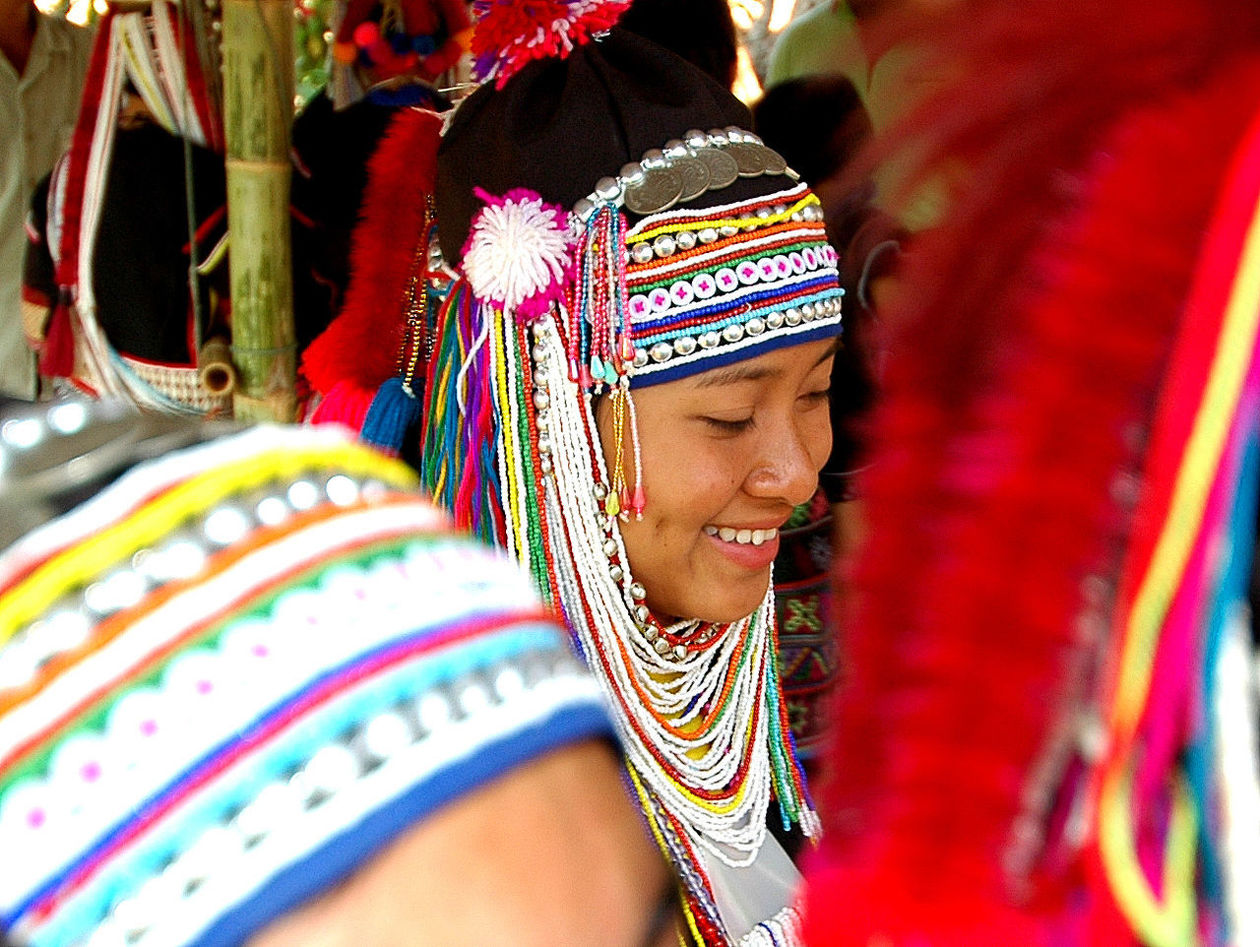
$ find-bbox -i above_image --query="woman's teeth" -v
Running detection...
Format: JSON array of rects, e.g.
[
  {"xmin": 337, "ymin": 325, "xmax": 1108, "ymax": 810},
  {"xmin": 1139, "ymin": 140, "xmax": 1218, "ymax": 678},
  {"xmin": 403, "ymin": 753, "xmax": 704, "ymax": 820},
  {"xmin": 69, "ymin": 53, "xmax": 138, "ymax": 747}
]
[{"xmin": 703, "ymin": 526, "xmax": 778, "ymax": 546}]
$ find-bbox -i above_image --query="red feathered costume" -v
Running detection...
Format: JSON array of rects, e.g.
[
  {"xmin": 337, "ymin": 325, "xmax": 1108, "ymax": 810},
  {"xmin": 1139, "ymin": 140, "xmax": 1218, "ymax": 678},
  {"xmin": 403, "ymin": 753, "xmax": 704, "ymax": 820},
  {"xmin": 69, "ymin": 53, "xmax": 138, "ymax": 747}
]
[{"xmin": 803, "ymin": 0, "xmax": 1260, "ymax": 944}]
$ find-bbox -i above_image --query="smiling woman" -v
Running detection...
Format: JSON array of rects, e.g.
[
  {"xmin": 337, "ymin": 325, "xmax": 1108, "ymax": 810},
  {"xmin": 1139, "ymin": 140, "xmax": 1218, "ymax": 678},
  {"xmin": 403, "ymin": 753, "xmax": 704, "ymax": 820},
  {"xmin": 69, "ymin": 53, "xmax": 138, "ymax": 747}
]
[
  {"xmin": 404, "ymin": 2, "xmax": 844, "ymax": 943},
  {"xmin": 602, "ymin": 339, "xmax": 836, "ymax": 624}
]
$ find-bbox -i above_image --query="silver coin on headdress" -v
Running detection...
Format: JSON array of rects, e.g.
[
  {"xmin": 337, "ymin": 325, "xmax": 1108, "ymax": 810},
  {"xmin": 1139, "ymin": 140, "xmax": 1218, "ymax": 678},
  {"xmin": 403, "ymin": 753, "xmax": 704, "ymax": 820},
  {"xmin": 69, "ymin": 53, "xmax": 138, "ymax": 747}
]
[
  {"xmin": 753, "ymin": 144, "xmax": 788, "ymax": 176},
  {"xmin": 695, "ymin": 147, "xmax": 739, "ymax": 189},
  {"xmin": 726, "ymin": 142, "xmax": 767, "ymax": 177},
  {"xmin": 624, "ymin": 167, "xmax": 685, "ymax": 216}
]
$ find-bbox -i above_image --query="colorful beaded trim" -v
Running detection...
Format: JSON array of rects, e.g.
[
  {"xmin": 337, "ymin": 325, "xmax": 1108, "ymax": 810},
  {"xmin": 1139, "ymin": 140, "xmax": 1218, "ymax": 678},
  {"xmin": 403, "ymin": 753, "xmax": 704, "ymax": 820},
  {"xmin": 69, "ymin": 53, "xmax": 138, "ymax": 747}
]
[{"xmin": 622, "ymin": 184, "xmax": 842, "ymax": 386}]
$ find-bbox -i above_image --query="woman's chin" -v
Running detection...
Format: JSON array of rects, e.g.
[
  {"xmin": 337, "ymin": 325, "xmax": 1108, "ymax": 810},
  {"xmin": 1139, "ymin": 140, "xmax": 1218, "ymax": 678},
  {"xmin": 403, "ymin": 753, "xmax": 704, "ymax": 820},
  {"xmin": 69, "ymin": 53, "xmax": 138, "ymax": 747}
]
[{"xmin": 650, "ymin": 578, "xmax": 771, "ymax": 626}]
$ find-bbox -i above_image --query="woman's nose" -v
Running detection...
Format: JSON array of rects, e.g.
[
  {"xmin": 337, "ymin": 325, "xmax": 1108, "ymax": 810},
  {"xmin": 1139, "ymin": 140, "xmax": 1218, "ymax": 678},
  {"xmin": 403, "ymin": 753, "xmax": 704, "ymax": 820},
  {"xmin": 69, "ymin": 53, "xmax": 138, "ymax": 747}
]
[{"xmin": 744, "ymin": 416, "xmax": 828, "ymax": 508}]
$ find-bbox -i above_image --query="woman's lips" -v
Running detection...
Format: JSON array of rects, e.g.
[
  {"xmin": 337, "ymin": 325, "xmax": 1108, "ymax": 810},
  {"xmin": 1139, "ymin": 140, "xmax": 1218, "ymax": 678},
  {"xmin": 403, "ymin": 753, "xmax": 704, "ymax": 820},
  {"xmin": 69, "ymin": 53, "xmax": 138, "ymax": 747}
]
[{"xmin": 702, "ymin": 525, "xmax": 781, "ymax": 569}]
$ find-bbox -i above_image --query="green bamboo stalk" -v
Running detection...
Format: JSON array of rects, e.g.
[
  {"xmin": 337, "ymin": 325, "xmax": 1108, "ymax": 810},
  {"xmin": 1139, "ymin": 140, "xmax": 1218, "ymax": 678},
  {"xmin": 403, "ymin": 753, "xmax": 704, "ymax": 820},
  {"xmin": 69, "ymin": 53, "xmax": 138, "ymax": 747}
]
[{"xmin": 221, "ymin": 0, "xmax": 296, "ymax": 422}]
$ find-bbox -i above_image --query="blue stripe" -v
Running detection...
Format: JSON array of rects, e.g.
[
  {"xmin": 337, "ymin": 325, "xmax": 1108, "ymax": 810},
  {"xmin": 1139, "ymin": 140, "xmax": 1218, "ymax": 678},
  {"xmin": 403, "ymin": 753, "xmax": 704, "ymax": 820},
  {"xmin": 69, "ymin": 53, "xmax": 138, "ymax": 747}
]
[{"xmin": 186, "ymin": 703, "xmax": 613, "ymax": 947}]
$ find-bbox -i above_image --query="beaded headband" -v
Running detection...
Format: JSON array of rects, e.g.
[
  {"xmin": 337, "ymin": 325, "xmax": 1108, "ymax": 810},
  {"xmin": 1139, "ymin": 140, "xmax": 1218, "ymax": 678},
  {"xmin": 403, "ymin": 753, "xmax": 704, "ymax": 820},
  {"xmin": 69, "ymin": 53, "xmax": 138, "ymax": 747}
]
[
  {"xmin": 0, "ymin": 408, "xmax": 611, "ymax": 947},
  {"xmin": 456, "ymin": 131, "xmax": 843, "ymax": 395}
]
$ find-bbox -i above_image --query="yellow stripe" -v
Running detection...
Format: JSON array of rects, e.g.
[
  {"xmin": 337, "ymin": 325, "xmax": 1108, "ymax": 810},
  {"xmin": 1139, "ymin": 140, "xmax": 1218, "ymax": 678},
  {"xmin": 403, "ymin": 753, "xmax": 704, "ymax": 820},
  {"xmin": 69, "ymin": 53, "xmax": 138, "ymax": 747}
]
[
  {"xmin": 627, "ymin": 764, "xmax": 705, "ymax": 947},
  {"xmin": 1098, "ymin": 766, "xmax": 1198, "ymax": 946},
  {"xmin": 1113, "ymin": 199, "xmax": 1260, "ymax": 735},
  {"xmin": 628, "ymin": 195, "xmax": 821, "ymax": 245},
  {"xmin": 1100, "ymin": 194, "xmax": 1260, "ymax": 944},
  {"xmin": 0, "ymin": 441, "xmax": 416, "ymax": 645}
]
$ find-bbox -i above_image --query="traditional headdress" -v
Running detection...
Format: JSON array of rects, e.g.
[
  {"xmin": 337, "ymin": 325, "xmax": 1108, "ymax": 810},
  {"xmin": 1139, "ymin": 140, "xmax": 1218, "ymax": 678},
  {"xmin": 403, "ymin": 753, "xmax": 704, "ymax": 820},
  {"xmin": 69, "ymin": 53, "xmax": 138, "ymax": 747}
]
[
  {"xmin": 0, "ymin": 399, "xmax": 611, "ymax": 946},
  {"xmin": 418, "ymin": 6, "xmax": 844, "ymax": 944}
]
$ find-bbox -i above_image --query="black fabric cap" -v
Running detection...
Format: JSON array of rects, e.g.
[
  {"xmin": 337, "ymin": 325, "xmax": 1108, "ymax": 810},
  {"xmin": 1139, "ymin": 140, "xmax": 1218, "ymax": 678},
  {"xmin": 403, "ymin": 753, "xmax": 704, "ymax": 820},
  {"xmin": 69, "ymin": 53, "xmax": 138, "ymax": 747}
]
[{"xmin": 437, "ymin": 27, "xmax": 762, "ymax": 261}]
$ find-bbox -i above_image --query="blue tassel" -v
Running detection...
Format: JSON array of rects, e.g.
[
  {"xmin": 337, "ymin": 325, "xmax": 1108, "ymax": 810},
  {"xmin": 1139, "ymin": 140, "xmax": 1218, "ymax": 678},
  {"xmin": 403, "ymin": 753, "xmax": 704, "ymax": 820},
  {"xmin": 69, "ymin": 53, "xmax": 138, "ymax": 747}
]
[{"xmin": 360, "ymin": 376, "xmax": 422, "ymax": 457}]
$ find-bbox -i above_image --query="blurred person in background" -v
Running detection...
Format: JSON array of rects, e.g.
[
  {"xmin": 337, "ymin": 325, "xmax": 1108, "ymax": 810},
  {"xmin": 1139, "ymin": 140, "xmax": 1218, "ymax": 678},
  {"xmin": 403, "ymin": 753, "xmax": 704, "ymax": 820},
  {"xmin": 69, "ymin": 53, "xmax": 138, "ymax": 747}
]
[
  {"xmin": 802, "ymin": 0, "xmax": 1260, "ymax": 944},
  {"xmin": 0, "ymin": 0, "xmax": 91, "ymax": 399},
  {"xmin": 0, "ymin": 396, "xmax": 676, "ymax": 947}
]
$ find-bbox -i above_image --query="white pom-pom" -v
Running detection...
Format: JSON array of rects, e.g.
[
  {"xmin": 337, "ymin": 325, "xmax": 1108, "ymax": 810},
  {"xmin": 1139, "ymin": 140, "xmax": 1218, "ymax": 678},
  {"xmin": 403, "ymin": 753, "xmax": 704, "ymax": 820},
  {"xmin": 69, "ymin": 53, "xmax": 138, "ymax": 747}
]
[{"xmin": 463, "ymin": 188, "xmax": 574, "ymax": 317}]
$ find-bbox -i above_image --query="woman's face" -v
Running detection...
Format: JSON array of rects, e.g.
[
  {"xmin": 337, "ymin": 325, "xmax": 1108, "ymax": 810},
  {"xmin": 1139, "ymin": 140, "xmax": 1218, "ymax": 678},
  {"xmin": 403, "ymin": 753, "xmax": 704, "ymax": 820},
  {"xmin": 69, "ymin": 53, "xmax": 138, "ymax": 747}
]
[{"xmin": 597, "ymin": 338, "xmax": 836, "ymax": 624}]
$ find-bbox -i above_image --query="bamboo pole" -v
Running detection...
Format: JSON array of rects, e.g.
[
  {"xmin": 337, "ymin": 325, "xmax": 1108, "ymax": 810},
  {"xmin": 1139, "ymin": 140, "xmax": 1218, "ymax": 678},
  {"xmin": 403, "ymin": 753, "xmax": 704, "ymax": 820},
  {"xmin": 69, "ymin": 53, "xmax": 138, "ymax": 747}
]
[{"xmin": 221, "ymin": 0, "xmax": 296, "ymax": 422}]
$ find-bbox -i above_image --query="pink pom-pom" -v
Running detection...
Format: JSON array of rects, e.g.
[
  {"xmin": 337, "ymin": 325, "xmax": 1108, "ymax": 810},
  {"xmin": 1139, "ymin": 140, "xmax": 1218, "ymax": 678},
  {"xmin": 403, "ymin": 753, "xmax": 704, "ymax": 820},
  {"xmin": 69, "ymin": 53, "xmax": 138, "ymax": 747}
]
[{"xmin": 471, "ymin": 0, "xmax": 633, "ymax": 88}]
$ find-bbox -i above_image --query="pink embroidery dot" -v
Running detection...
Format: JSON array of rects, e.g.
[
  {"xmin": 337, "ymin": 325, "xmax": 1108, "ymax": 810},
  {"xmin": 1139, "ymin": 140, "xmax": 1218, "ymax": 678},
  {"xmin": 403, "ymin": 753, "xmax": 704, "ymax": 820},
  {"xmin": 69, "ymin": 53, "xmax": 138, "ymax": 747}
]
[
  {"xmin": 252, "ymin": 644, "xmax": 270, "ymax": 657},
  {"xmin": 27, "ymin": 808, "xmax": 46, "ymax": 829},
  {"xmin": 81, "ymin": 762, "xmax": 102, "ymax": 782},
  {"xmin": 196, "ymin": 679, "xmax": 214, "ymax": 695},
  {"xmin": 140, "ymin": 719, "xmax": 158, "ymax": 736}
]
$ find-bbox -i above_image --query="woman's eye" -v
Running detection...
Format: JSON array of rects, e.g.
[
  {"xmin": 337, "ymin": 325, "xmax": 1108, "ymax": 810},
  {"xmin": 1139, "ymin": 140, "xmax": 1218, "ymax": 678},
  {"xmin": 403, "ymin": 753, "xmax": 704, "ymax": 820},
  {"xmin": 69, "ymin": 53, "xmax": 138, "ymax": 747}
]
[
  {"xmin": 800, "ymin": 388, "xmax": 831, "ymax": 406},
  {"xmin": 701, "ymin": 416, "xmax": 755, "ymax": 434}
]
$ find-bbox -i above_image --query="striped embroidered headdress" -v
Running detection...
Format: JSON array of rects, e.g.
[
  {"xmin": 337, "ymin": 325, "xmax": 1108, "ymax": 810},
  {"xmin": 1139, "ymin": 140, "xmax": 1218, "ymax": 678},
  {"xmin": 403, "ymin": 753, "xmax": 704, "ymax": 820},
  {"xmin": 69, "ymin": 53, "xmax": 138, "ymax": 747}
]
[{"xmin": 0, "ymin": 400, "xmax": 610, "ymax": 947}]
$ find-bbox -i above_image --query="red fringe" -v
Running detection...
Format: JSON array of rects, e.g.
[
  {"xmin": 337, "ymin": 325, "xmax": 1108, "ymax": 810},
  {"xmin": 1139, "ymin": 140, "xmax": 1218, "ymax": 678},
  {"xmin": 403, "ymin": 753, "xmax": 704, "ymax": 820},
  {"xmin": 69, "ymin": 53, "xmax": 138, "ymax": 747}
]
[
  {"xmin": 300, "ymin": 107, "xmax": 442, "ymax": 396},
  {"xmin": 471, "ymin": 0, "xmax": 632, "ymax": 88},
  {"xmin": 804, "ymin": 0, "xmax": 1260, "ymax": 940}
]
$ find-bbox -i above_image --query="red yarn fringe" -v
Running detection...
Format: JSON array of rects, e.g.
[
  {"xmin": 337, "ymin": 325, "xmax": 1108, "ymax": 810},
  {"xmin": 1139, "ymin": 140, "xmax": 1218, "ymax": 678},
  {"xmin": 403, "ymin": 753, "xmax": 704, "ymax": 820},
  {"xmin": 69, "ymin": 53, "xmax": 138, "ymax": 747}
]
[
  {"xmin": 803, "ymin": 0, "xmax": 1260, "ymax": 941},
  {"xmin": 471, "ymin": 0, "xmax": 632, "ymax": 88}
]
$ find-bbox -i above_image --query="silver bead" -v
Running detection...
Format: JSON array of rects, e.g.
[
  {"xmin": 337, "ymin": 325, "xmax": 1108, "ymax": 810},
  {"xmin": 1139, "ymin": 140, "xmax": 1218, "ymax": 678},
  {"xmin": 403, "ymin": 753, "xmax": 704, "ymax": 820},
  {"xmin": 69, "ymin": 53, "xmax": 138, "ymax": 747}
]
[
  {"xmin": 706, "ymin": 129, "xmax": 729, "ymax": 146},
  {"xmin": 619, "ymin": 162, "xmax": 646, "ymax": 186},
  {"xmin": 603, "ymin": 539, "xmax": 618, "ymax": 558},
  {"xmin": 766, "ymin": 311, "xmax": 785, "ymax": 329},
  {"xmin": 698, "ymin": 331, "xmax": 720, "ymax": 349},
  {"xmin": 609, "ymin": 564, "xmax": 624, "ymax": 582},
  {"xmin": 641, "ymin": 148, "xmax": 667, "ymax": 170},
  {"xmin": 652, "ymin": 234, "xmax": 677, "ymax": 258},
  {"xmin": 746, "ymin": 317, "xmax": 766, "ymax": 336},
  {"xmin": 654, "ymin": 638, "xmax": 670, "ymax": 654},
  {"xmin": 801, "ymin": 303, "xmax": 816, "ymax": 321},
  {"xmin": 675, "ymin": 230, "xmax": 697, "ymax": 250},
  {"xmin": 594, "ymin": 483, "xmax": 608, "ymax": 499},
  {"xmin": 533, "ymin": 390, "xmax": 550, "ymax": 410},
  {"xmin": 531, "ymin": 344, "xmax": 547, "ymax": 362},
  {"xmin": 673, "ymin": 336, "xmax": 697, "ymax": 356},
  {"xmin": 536, "ymin": 434, "xmax": 552, "ymax": 454},
  {"xmin": 698, "ymin": 227, "xmax": 719, "ymax": 244},
  {"xmin": 634, "ymin": 604, "xmax": 650, "ymax": 623},
  {"xmin": 663, "ymin": 139, "xmax": 689, "ymax": 159},
  {"xmin": 630, "ymin": 582, "xmax": 647, "ymax": 601},
  {"xmin": 650, "ymin": 342, "xmax": 674, "ymax": 363},
  {"xmin": 784, "ymin": 308, "xmax": 802, "ymax": 326},
  {"xmin": 539, "ymin": 455, "xmax": 553, "ymax": 475},
  {"xmin": 725, "ymin": 125, "xmax": 746, "ymax": 142},
  {"xmin": 633, "ymin": 349, "xmax": 649, "ymax": 368},
  {"xmin": 631, "ymin": 242, "xmax": 654, "ymax": 265},
  {"xmin": 644, "ymin": 625, "xmax": 658, "ymax": 642},
  {"xmin": 721, "ymin": 323, "xmax": 745, "ymax": 343},
  {"xmin": 684, "ymin": 129, "xmax": 708, "ymax": 149},
  {"xmin": 672, "ymin": 644, "xmax": 688, "ymax": 659},
  {"xmin": 574, "ymin": 197, "xmax": 595, "ymax": 220},
  {"xmin": 719, "ymin": 225, "xmax": 738, "ymax": 237},
  {"xmin": 595, "ymin": 177, "xmax": 622, "ymax": 202},
  {"xmin": 536, "ymin": 412, "xmax": 550, "ymax": 432}
]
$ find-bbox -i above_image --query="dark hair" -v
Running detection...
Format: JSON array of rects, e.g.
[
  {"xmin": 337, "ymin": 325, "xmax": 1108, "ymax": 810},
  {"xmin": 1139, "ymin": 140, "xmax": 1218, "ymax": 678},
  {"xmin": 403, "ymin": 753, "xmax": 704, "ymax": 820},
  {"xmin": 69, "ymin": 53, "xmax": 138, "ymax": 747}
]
[{"xmin": 618, "ymin": 0, "xmax": 738, "ymax": 90}]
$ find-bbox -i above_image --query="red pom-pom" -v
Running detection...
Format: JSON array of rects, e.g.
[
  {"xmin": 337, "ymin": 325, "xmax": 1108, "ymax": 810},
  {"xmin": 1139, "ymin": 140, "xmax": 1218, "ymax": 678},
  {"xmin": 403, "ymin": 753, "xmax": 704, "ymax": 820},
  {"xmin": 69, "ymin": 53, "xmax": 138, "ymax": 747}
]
[
  {"xmin": 471, "ymin": 0, "xmax": 632, "ymax": 88},
  {"xmin": 352, "ymin": 20, "xmax": 379, "ymax": 47}
]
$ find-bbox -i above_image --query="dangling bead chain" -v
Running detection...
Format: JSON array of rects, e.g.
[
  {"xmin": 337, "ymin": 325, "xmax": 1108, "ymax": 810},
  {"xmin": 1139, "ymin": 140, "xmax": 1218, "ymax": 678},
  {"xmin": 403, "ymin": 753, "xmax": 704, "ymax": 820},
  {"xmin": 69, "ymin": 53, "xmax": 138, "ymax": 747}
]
[{"xmin": 525, "ymin": 309, "xmax": 816, "ymax": 867}]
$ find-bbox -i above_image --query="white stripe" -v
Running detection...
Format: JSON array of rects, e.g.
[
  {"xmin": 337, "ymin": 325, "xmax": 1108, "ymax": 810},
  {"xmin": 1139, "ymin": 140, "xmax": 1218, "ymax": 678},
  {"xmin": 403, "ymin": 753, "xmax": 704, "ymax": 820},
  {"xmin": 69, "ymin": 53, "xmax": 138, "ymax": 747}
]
[
  {"xmin": 0, "ymin": 424, "xmax": 367, "ymax": 592},
  {"xmin": 0, "ymin": 503, "xmax": 449, "ymax": 768}
]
